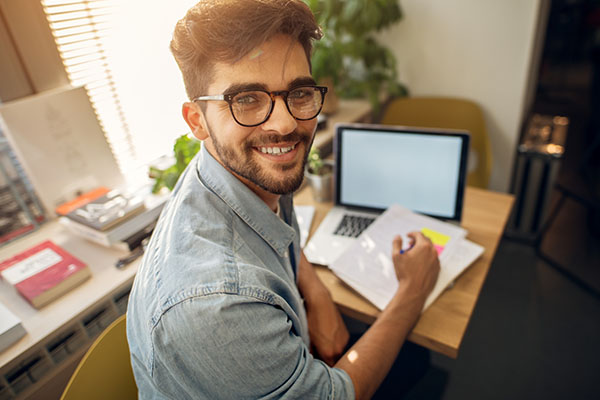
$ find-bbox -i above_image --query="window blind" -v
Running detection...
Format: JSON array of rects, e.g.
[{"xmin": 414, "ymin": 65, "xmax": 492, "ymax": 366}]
[{"xmin": 41, "ymin": 0, "xmax": 138, "ymax": 175}]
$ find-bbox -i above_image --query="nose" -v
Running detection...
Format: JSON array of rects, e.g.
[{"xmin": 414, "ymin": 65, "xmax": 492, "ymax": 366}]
[{"xmin": 261, "ymin": 97, "xmax": 297, "ymax": 134}]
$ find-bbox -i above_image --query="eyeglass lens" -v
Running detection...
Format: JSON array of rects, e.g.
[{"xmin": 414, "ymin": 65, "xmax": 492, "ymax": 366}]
[{"xmin": 230, "ymin": 87, "xmax": 323, "ymax": 126}]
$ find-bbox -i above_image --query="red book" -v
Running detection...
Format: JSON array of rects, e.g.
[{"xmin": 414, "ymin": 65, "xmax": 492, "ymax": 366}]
[{"xmin": 0, "ymin": 241, "xmax": 90, "ymax": 309}]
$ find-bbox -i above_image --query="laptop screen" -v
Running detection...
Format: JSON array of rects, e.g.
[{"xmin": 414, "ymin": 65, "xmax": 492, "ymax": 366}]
[{"xmin": 335, "ymin": 123, "xmax": 470, "ymax": 221}]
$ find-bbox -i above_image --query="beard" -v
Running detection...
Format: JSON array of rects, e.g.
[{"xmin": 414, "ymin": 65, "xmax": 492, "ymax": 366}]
[{"xmin": 209, "ymin": 125, "xmax": 314, "ymax": 195}]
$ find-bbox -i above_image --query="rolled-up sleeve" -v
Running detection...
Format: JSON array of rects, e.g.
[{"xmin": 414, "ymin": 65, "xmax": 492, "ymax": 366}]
[{"xmin": 150, "ymin": 293, "xmax": 355, "ymax": 400}]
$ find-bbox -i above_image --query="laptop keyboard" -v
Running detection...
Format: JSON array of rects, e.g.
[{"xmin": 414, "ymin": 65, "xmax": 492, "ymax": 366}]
[{"xmin": 333, "ymin": 215, "xmax": 376, "ymax": 238}]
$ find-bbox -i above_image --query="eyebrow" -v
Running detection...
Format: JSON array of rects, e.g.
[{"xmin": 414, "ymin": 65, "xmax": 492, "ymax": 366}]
[{"xmin": 222, "ymin": 76, "xmax": 317, "ymax": 95}]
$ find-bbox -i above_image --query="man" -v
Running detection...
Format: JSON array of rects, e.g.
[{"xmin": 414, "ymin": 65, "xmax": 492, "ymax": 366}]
[{"xmin": 126, "ymin": 1, "xmax": 440, "ymax": 399}]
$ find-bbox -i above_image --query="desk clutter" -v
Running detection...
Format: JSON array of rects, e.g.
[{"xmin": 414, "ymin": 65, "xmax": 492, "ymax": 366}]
[
  {"xmin": 57, "ymin": 186, "xmax": 167, "ymax": 254},
  {"xmin": 55, "ymin": 187, "xmax": 145, "ymax": 232},
  {"xmin": 326, "ymin": 204, "xmax": 484, "ymax": 311}
]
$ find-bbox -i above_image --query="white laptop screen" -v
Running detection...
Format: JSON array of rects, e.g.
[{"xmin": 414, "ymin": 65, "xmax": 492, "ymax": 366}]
[{"xmin": 335, "ymin": 124, "xmax": 469, "ymax": 221}]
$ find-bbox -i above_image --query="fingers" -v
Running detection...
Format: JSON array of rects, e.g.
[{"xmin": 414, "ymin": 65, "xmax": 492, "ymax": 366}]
[
  {"xmin": 407, "ymin": 231, "xmax": 430, "ymax": 246},
  {"xmin": 392, "ymin": 235, "xmax": 403, "ymax": 255}
]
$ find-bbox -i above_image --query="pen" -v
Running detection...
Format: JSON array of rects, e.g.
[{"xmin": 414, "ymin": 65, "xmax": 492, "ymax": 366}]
[
  {"xmin": 115, "ymin": 236, "xmax": 150, "ymax": 269},
  {"xmin": 400, "ymin": 244, "xmax": 414, "ymax": 255}
]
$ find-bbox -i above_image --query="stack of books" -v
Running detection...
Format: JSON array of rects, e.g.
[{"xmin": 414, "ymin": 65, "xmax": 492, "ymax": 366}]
[{"xmin": 56, "ymin": 187, "xmax": 167, "ymax": 251}]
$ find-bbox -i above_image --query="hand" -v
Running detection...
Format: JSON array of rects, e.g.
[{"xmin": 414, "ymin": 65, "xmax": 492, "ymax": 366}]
[
  {"xmin": 391, "ymin": 232, "xmax": 440, "ymax": 304},
  {"xmin": 304, "ymin": 289, "xmax": 349, "ymax": 367}
]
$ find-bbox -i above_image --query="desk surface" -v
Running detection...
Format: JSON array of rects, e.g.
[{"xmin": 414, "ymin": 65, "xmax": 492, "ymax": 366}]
[
  {"xmin": 0, "ymin": 174, "xmax": 511, "ymax": 370},
  {"xmin": 295, "ymin": 185, "xmax": 514, "ymax": 358},
  {"xmin": 0, "ymin": 222, "xmax": 138, "ymax": 369}
]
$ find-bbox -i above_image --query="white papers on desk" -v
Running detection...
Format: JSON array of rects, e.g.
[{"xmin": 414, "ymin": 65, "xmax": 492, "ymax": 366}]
[
  {"xmin": 330, "ymin": 204, "xmax": 483, "ymax": 311},
  {"xmin": 294, "ymin": 205, "xmax": 315, "ymax": 248},
  {"xmin": 0, "ymin": 301, "xmax": 26, "ymax": 352}
]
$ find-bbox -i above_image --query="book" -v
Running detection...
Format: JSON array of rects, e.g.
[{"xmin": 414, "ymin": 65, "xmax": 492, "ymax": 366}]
[
  {"xmin": 59, "ymin": 192, "xmax": 167, "ymax": 249},
  {"xmin": 54, "ymin": 186, "xmax": 111, "ymax": 216},
  {"xmin": 330, "ymin": 204, "xmax": 482, "ymax": 311},
  {"xmin": 62, "ymin": 189, "xmax": 145, "ymax": 231},
  {"xmin": 0, "ymin": 241, "xmax": 91, "ymax": 309},
  {"xmin": 0, "ymin": 301, "xmax": 26, "ymax": 352}
]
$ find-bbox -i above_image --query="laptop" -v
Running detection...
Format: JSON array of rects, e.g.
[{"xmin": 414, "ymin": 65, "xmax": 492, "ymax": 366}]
[{"xmin": 303, "ymin": 123, "xmax": 470, "ymax": 266}]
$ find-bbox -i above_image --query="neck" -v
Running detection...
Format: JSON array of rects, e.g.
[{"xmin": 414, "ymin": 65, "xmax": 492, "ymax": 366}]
[
  {"xmin": 241, "ymin": 177, "xmax": 281, "ymax": 212},
  {"xmin": 204, "ymin": 145, "xmax": 280, "ymax": 212}
]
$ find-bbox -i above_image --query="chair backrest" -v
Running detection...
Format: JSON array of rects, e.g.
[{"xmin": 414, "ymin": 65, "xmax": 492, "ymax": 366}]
[
  {"xmin": 61, "ymin": 314, "xmax": 137, "ymax": 400},
  {"xmin": 379, "ymin": 96, "xmax": 492, "ymax": 188}
]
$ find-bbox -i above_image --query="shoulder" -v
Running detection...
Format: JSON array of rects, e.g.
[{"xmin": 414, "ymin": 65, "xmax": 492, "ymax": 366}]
[{"xmin": 149, "ymin": 293, "xmax": 354, "ymax": 399}]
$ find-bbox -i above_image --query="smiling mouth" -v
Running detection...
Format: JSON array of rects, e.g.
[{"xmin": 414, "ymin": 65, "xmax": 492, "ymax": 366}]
[{"xmin": 256, "ymin": 143, "xmax": 297, "ymax": 155}]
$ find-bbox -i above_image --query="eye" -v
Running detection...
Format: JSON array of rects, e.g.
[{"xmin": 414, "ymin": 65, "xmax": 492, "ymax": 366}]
[
  {"xmin": 233, "ymin": 92, "xmax": 263, "ymax": 106},
  {"xmin": 289, "ymin": 87, "xmax": 314, "ymax": 100}
]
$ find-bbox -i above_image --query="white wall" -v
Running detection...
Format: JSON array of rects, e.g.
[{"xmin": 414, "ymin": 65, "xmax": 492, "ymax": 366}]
[{"xmin": 378, "ymin": 0, "xmax": 542, "ymax": 192}]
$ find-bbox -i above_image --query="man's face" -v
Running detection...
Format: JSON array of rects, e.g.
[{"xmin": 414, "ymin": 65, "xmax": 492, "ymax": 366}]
[{"xmin": 198, "ymin": 35, "xmax": 318, "ymax": 195}]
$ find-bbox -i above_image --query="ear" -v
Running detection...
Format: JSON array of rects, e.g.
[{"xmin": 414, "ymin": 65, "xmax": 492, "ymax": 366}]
[{"xmin": 182, "ymin": 102, "xmax": 209, "ymax": 141}]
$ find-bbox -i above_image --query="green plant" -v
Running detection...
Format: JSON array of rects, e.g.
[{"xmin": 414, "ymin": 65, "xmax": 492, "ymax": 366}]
[
  {"xmin": 306, "ymin": 0, "xmax": 408, "ymax": 111},
  {"xmin": 307, "ymin": 147, "xmax": 330, "ymax": 175},
  {"xmin": 149, "ymin": 134, "xmax": 201, "ymax": 193}
]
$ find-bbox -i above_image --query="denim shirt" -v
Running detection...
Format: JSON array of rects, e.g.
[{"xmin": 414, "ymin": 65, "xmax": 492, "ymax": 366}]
[{"xmin": 127, "ymin": 145, "xmax": 354, "ymax": 399}]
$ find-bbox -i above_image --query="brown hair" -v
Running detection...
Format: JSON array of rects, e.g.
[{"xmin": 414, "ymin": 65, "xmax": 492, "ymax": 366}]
[{"xmin": 170, "ymin": 0, "xmax": 322, "ymax": 100}]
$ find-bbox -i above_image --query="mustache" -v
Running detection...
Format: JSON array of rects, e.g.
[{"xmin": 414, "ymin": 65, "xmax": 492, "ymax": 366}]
[{"xmin": 247, "ymin": 131, "xmax": 311, "ymax": 147}]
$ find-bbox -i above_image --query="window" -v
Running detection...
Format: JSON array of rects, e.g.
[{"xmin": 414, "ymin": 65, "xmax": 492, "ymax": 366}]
[{"xmin": 41, "ymin": 0, "xmax": 195, "ymax": 184}]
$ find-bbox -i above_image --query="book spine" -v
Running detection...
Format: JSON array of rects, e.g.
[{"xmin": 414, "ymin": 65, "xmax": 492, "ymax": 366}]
[{"xmin": 59, "ymin": 218, "xmax": 111, "ymax": 247}]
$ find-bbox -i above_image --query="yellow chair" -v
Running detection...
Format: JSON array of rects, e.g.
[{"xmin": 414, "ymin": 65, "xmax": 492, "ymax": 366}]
[
  {"xmin": 379, "ymin": 97, "xmax": 492, "ymax": 188},
  {"xmin": 61, "ymin": 314, "xmax": 137, "ymax": 400}
]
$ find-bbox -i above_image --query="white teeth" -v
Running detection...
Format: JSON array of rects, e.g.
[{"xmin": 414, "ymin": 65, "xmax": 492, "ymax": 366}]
[{"xmin": 258, "ymin": 144, "xmax": 296, "ymax": 155}]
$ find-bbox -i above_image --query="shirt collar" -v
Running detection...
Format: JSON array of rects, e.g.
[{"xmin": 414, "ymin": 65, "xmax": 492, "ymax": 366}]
[{"xmin": 195, "ymin": 145, "xmax": 296, "ymax": 257}]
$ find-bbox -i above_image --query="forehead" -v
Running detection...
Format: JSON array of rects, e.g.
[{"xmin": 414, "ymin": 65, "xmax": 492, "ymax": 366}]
[{"xmin": 208, "ymin": 35, "xmax": 311, "ymax": 92}]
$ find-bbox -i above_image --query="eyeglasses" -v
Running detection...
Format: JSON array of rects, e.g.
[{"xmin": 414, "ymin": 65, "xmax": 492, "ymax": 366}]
[{"xmin": 193, "ymin": 85, "xmax": 328, "ymax": 127}]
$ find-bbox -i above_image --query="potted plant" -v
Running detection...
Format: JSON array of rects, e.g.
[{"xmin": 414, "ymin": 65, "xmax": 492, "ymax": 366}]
[
  {"xmin": 149, "ymin": 134, "xmax": 201, "ymax": 193},
  {"xmin": 305, "ymin": 147, "xmax": 334, "ymax": 202},
  {"xmin": 306, "ymin": 0, "xmax": 408, "ymax": 113}
]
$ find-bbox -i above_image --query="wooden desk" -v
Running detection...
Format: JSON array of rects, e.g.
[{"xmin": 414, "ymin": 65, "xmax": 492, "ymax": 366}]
[{"xmin": 294, "ymin": 186, "xmax": 514, "ymax": 358}]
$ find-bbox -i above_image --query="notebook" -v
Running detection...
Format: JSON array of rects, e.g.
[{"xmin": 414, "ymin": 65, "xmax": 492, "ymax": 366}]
[{"xmin": 304, "ymin": 123, "xmax": 470, "ymax": 266}]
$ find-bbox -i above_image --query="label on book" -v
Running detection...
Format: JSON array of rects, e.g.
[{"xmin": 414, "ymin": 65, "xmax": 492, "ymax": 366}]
[{"xmin": 1, "ymin": 248, "xmax": 63, "ymax": 285}]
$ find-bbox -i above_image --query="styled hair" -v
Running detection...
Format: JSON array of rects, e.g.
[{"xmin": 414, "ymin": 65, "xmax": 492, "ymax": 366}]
[{"xmin": 170, "ymin": 0, "xmax": 322, "ymax": 100}]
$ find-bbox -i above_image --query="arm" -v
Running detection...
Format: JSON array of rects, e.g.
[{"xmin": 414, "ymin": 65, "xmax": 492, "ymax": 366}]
[
  {"xmin": 334, "ymin": 232, "xmax": 440, "ymax": 400},
  {"xmin": 297, "ymin": 250, "xmax": 349, "ymax": 366},
  {"xmin": 150, "ymin": 293, "xmax": 355, "ymax": 399}
]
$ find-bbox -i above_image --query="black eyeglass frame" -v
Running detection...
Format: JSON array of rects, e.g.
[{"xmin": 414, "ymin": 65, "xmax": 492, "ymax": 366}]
[{"xmin": 193, "ymin": 85, "xmax": 328, "ymax": 127}]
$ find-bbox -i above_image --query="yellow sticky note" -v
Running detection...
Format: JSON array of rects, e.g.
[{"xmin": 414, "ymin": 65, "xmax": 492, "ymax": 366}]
[{"xmin": 421, "ymin": 227, "xmax": 450, "ymax": 246}]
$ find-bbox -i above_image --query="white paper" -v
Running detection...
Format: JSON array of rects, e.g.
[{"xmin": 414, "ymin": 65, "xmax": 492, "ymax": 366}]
[
  {"xmin": 330, "ymin": 204, "xmax": 481, "ymax": 311},
  {"xmin": 294, "ymin": 205, "xmax": 315, "ymax": 248}
]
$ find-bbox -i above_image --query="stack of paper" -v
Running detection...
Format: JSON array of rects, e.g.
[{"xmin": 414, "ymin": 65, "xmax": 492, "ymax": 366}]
[
  {"xmin": 330, "ymin": 204, "xmax": 483, "ymax": 311},
  {"xmin": 0, "ymin": 301, "xmax": 26, "ymax": 352},
  {"xmin": 294, "ymin": 205, "xmax": 315, "ymax": 248}
]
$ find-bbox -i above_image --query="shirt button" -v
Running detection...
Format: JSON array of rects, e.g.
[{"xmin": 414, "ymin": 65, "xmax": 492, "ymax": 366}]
[{"xmin": 284, "ymin": 250, "xmax": 289, "ymax": 258}]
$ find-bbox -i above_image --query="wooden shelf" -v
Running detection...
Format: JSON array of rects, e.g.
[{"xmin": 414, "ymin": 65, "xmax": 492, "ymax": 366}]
[{"xmin": 312, "ymin": 99, "xmax": 372, "ymax": 156}]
